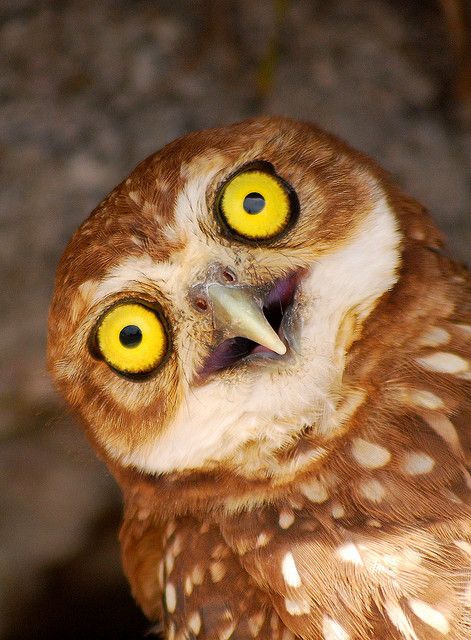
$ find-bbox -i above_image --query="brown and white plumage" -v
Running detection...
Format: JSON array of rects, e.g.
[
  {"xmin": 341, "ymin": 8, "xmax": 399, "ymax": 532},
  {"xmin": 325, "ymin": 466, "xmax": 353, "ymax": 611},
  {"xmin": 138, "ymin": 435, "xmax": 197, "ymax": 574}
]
[{"xmin": 48, "ymin": 117, "xmax": 471, "ymax": 639}]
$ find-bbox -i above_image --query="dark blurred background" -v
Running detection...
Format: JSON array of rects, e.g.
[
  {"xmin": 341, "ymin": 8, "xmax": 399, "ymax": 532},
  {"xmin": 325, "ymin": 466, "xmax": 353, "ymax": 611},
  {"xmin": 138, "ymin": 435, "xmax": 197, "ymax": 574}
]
[{"xmin": 1, "ymin": 0, "xmax": 470, "ymax": 638}]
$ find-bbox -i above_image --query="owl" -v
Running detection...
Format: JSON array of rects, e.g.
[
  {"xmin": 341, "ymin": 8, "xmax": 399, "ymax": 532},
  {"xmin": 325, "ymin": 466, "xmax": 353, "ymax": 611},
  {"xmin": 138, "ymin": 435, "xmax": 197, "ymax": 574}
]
[{"xmin": 48, "ymin": 117, "xmax": 471, "ymax": 639}]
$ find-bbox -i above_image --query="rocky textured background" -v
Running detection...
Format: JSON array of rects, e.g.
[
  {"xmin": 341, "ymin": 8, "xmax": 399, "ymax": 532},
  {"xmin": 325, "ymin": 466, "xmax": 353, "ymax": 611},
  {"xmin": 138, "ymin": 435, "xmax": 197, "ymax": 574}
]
[{"xmin": 1, "ymin": 0, "xmax": 470, "ymax": 638}]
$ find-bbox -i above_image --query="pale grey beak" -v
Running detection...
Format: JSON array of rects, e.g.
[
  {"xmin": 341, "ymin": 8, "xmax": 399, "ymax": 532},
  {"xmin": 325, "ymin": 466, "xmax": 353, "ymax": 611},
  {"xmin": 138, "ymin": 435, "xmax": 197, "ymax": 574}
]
[{"xmin": 207, "ymin": 283, "xmax": 287, "ymax": 355}]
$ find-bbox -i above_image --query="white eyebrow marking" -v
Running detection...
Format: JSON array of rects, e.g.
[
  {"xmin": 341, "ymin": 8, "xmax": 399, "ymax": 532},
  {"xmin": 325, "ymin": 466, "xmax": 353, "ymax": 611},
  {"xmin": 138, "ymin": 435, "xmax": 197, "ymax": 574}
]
[{"xmin": 90, "ymin": 254, "xmax": 175, "ymax": 305}]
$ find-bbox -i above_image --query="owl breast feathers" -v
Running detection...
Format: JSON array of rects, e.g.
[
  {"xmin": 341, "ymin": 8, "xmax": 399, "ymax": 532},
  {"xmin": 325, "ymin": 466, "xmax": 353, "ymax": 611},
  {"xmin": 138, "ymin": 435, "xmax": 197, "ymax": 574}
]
[{"xmin": 48, "ymin": 117, "xmax": 471, "ymax": 639}]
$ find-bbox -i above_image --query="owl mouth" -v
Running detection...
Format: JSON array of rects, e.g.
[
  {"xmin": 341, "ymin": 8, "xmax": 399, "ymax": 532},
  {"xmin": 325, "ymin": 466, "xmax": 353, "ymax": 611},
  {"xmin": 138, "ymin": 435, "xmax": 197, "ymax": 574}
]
[{"xmin": 199, "ymin": 271, "xmax": 302, "ymax": 379}]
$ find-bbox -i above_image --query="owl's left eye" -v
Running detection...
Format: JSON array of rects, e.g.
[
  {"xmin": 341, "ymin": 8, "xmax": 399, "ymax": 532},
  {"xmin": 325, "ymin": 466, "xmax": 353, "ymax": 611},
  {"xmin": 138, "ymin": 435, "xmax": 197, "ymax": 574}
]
[
  {"xmin": 217, "ymin": 167, "xmax": 297, "ymax": 241},
  {"xmin": 95, "ymin": 302, "xmax": 168, "ymax": 376}
]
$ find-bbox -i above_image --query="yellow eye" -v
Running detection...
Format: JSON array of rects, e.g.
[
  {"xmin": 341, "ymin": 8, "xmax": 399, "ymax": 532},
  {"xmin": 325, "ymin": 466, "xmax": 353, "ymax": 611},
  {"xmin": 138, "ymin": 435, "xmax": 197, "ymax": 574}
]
[
  {"xmin": 96, "ymin": 303, "xmax": 168, "ymax": 375},
  {"xmin": 218, "ymin": 169, "xmax": 295, "ymax": 240}
]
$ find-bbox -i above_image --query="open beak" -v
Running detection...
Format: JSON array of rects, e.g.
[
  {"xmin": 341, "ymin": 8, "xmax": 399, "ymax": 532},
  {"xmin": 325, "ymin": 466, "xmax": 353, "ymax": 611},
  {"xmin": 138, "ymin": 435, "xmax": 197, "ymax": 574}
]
[
  {"xmin": 207, "ymin": 283, "xmax": 287, "ymax": 355},
  {"xmin": 197, "ymin": 270, "xmax": 301, "ymax": 380}
]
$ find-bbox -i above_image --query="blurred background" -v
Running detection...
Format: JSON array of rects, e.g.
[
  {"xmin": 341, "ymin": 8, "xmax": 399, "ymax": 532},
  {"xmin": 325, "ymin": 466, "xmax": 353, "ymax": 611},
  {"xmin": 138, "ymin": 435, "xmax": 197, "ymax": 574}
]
[{"xmin": 1, "ymin": 0, "xmax": 470, "ymax": 638}]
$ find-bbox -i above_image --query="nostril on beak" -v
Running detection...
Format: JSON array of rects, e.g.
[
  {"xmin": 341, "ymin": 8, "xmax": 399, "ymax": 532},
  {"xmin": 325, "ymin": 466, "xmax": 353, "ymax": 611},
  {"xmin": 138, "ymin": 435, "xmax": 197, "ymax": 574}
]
[
  {"xmin": 222, "ymin": 268, "xmax": 236, "ymax": 283},
  {"xmin": 190, "ymin": 265, "xmax": 238, "ymax": 312},
  {"xmin": 194, "ymin": 297, "xmax": 209, "ymax": 312}
]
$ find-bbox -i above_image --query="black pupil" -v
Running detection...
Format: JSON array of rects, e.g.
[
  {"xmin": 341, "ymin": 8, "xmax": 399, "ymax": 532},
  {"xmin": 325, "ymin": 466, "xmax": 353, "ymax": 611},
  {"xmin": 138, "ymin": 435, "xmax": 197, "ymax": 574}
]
[
  {"xmin": 243, "ymin": 192, "xmax": 265, "ymax": 214},
  {"xmin": 119, "ymin": 325, "xmax": 142, "ymax": 348}
]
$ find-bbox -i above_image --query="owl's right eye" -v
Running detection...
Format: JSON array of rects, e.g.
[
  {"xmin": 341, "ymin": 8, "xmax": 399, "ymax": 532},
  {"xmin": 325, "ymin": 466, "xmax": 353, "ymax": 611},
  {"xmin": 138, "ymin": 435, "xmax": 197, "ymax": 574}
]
[
  {"xmin": 95, "ymin": 302, "xmax": 168, "ymax": 376},
  {"xmin": 216, "ymin": 167, "xmax": 297, "ymax": 242}
]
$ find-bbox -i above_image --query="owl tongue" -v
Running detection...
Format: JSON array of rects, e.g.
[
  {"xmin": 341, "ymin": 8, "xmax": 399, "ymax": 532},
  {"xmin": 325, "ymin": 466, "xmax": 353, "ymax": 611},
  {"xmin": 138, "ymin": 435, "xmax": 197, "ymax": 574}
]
[{"xmin": 251, "ymin": 342, "xmax": 276, "ymax": 355}]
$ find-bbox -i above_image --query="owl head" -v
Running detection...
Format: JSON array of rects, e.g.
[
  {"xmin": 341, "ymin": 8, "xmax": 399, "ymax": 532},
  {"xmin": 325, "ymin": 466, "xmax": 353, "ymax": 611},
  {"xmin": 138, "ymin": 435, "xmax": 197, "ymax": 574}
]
[{"xmin": 48, "ymin": 117, "xmax": 440, "ymax": 481}]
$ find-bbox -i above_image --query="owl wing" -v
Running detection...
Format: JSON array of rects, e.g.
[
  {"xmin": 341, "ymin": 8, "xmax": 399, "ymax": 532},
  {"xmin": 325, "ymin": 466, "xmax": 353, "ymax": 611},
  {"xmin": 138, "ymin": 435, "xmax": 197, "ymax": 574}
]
[
  {"xmin": 120, "ymin": 502, "xmax": 166, "ymax": 622},
  {"xmin": 219, "ymin": 502, "xmax": 471, "ymax": 640}
]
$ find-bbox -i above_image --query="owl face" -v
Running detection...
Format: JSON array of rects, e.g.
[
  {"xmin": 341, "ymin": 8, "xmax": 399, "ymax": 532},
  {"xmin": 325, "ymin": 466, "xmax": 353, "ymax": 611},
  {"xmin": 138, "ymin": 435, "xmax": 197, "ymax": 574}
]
[{"xmin": 48, "ymin": 117, "xmax": 401, "ymax": 478}]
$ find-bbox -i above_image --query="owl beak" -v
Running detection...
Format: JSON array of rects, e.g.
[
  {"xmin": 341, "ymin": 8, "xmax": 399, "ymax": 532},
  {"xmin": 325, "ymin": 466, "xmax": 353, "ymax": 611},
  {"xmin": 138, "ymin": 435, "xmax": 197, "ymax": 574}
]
[{"xmin": 207, "ymin": 283, "xmax": 287, "ymax": 355}]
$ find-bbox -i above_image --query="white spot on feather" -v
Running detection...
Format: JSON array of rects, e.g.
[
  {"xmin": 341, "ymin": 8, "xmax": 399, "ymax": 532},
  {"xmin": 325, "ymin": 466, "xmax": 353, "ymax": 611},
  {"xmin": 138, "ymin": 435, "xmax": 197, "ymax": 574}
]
[
  {"xmin": 360, "ymin": 547, "xmax": 421, "ymax": 578},
  {"xmin": 248, "ymin": 611, "xmax": 265, "ymax": 637},
  {"xmin": 131, "ymin": 235, "xmax": 145, "ymax": 248},
  {"xmin": 300, "ymin": 478, "xmax": 329, "ymax": 503},
  {"xmin": 384, "ymin": 599, "xmax": 419, "ymax": 640},
  {"xmin": 188, "ymin": 611, "xmax": 202, "ymax": 636},
  {"xmin": 293, "ymin": 446, "xmax": 328, "ymax": 469},
  {"xmin": 191, "ymin": 564, "xmax": 204, "ymax": 585},
  {"xmin": 453, "ymin": 323, "xmax": 471, "ymax": 337},
  {"xmin": 218, "ymin": 617, "xmax": 237, "ymax": 640},
  {"xmin": 322, "ymin": 615, "xmax": 350, "ymax": 640},
  {"xmin": 128, "ymin": 190, "xmax": 141, "ymax": 205},
  {"xmin": 419, "ymin": 327, "xmax": 450, "ymax": 347},
  {"xmin": 367, "ymin": 518, "xmax": 382, "ymax": 528},
  {"xmin": 408, "ymin": 599, "xmax": 450, "ymax": 635},
  {"xmin": 167, "ymin": 622, "xmax": 176, "ymax": 640},
  {"xmin": 351, "ymin": 438, "xmax": 391, "ymax": 468},
  {"xmin": 423, "ymin": 413, "xmax": 463, "ymax": 457},
  {"xmin": 454, "ymin": 539, "xmax": 471, "ymax": 558},
  {"xmin": 209, "ymin": 561, "xmax": 226, "ymax": 583},
  {"xmin": 409, "ymin": 389, "xmax": 445, "ymax": 410},
  {"xmin": 281, "ymin": 552, "xmax": 302, "ymax": 588},
  {"xmin": 336, "ymin": 543, "xmax": 363, "ymax": 565},
  {"xmin": 443, "ymin": 489, "xmax": 463, "ymax": 504},
  {"xmin": 184, "ymin": 574, "xmax": 193, "ymax": 596},
  {"xmin": 289, "ymin": 496, "xmax": 304, "ymax": 510},
  {"xmin": 284, "ymin": 596, "xmax": 310, "ymax": 616},
  {"xmin": 401, "ymin": 452, "xmax": 435, "ymax": 475},
  {"xmin": 165, "ymin": 551, "xmax": 174, "ymax": 575},
  {"xmin": 279, "ymin": 509, "xmax": 295, "ymax": 529},
  {"xmin": 462, "ymin": 469, "xmax": 471, "ymax": 489},
  {"xmin": 165, "ymin": 582, "xmax": 177, "ymax": 613},
  {"xmin": 331, "ymin": 502, "xmax": 345, "ymax": 519},
  {"xmin": 416, "ymin": 352, "xmax": 468, "ymax": 374},
  {"xmin": 359, "ymin": 479, "xmax": 385, "ymax": 502},
  {"xmin": 171, "ymin": 534, "xmax": 183, "ymax": 556},
  {"xmin": 255, "ymin": 532, "xmax": 271, "ymax": 548}
]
